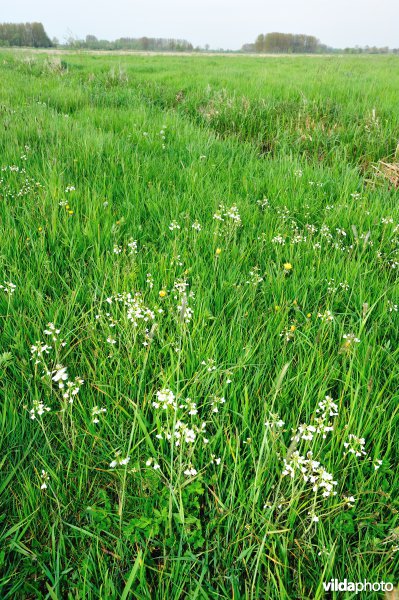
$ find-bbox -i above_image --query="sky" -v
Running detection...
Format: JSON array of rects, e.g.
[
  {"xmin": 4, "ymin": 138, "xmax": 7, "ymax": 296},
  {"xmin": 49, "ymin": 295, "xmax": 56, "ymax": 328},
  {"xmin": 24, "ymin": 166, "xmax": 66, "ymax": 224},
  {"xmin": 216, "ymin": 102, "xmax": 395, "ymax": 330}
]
[{"xmin": 2, "ymin": 0, "xmax": 399, "ymax": 50}]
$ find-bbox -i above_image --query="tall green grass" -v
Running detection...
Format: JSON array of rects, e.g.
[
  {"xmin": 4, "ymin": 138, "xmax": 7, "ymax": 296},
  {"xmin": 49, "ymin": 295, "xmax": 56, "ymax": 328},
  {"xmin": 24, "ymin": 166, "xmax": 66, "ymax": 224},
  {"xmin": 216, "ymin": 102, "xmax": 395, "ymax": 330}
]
[{"xmin": 0, "ymin": 50, "xmax": 398, "ymax": 599}]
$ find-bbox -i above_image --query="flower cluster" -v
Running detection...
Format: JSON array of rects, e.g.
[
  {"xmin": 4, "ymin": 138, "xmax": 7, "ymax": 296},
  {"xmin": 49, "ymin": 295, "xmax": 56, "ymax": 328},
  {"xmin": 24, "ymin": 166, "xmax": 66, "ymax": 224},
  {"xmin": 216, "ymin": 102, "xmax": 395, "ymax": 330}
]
[
  {"xmin": 43, "ymin": 322, "xmax": 61, "ymax": 342},
  {"xmin": 282, "ymin": 450, "xmax": 338, "ymax": 498},
  {"xmin": 292, "ymin": 396, "xmax": 338, "ymax": 443},
  {"xmin": 30, "ymin": 324, "xmax": 83, "ymax": 416},
  {"xmin": 152, "ymin": 388, "xmax": 177, "ymax": 411},
  {"xmin": 340, "ymin": 333, "xmax": 360, "ymax": 353},
  {"xmin": 246, "ymin": 266, "xmax": 264, "ymax": 286},
  {"xmin": 30, "ymin": 341, "xmax": 52, "ymax": 366},
  {"xmin": 173, "ymin": 279, "xmax": 194, "ymax": 324},
  {"xmin": 30, "ymin": 399, "xmax": 51, "ymax": 420},
  {"xmin": 213, "ymin": 203, "xmax": 242, "ymax": 230},
  {"xmin": 317, "ymin": 310, "xmax": 334, "ymax": 322},
  {"xmin": 0, "ymin": 281, "xmax": 16, "ymax": 294},
  {"xmin": 192, "ymin": 220, "xmax": 201, "ymax": 231},
  {"xmin": 343, "ymin": 434, "xmax": 367, "ymax": 457},
  {"xmin": 109, "ymin": 452, "xmax": 130, "ymax": 468},
  {"xmin": 265, "ymin": 413, "xmax": 285, "ymax": 429},
  {"xmin": 91, "ymin": 406, "xmax": 107, "ymax": 424},
  {"xmin": 169, "ymin": 220, "xmax": 180, "ymax": 231},
  {"xmin": 280, "ymin": 324, "xmax": 297, "ymax": 343},
  {"xmin": 51, "ymin": 364, "xmax": 84, "ymax": 405},
  {"xmin": 149, "ymin": 387, "xmax": 222, "ymax": 478},
  {"xmin": 99, "ymin": 292, "xmax": 158, "ymax": 333}
]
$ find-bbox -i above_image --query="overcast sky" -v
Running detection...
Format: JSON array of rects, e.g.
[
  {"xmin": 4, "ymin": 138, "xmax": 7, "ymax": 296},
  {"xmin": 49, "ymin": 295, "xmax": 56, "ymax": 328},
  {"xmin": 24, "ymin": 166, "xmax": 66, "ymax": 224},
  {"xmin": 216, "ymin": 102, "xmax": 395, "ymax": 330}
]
[{"xmin": 3, "ymin": 0, "xmax": 399, "ymax": 49}]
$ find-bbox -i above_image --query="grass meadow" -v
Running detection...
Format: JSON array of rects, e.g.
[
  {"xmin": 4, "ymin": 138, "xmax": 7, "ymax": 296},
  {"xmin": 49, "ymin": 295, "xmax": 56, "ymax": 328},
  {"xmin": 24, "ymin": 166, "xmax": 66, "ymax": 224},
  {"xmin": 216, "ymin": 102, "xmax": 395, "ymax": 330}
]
[{"xmin": 0, "ymin": 51, "xmax": 399, "ymax": 599}]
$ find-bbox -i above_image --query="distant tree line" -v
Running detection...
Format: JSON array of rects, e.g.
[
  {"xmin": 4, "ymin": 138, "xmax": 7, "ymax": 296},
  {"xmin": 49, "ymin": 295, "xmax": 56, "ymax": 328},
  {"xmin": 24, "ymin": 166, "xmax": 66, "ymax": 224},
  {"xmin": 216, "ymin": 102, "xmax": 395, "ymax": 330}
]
[
  {"xmin": 1, "ymin": 23, "xmax": 398, "ymax": 54},
  {"xmin": 242, "ymin": 32, "xmax": 399, "ymax": 54},
  {"xmin": 65, "ymin": 35, "xmax": 194, "ymax": 52},
  {"xmin": 341, "ymin": 46, "xmax": 399, "ymax": 54},
  {"xmin": 0, "ymin": 22, "xmax": 53, "ymax": 47}
]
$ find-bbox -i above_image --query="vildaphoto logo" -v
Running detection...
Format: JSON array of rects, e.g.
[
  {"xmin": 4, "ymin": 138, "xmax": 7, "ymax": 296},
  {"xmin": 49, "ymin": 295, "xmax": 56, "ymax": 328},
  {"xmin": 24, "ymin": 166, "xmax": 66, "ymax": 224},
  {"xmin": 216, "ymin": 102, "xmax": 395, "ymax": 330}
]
[{"xmin": 323, "ymin": 579, "xmax": 394, "ymax": 594}]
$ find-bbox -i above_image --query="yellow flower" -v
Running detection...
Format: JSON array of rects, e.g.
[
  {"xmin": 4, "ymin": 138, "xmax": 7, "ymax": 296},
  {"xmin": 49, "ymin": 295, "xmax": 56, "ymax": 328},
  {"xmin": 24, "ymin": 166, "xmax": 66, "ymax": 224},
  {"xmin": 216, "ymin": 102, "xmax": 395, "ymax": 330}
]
[
  {"xmin": 290, "ymin": 325, "xmax": 296, "ymax": 332},
  {"xmin": 283, "ymin": 262, "xmax": 293, "ymax": 271},
  {"xmin": 68, "ymin": 210, "xmax": 74, "ymax": 215},
  {"xmin": 307, "ymin": 313, "xmax": 312, "ymax": 318},
  {"xmin": 38, "ymin": 226, "xmax": 43, "ymax": 232},
  {"xmin": 274, "ymin": 305, "xmax": 280, "ymax": 311},
  {"xmin": 215, "ymin": 248, "xmax": 222, "ymax": 255},
  {"xmin": 159, "ymin": 290, "xmax": 167, "ymax": 298}
]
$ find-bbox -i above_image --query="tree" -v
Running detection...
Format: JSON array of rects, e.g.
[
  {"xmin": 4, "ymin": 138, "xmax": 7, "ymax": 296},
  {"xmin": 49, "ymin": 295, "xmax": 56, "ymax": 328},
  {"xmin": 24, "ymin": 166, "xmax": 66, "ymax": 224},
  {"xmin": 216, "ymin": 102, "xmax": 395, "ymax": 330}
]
[
  {"xmin": 0, "ymin": 22, "xmax": 52, "ymax": 47},
  {"xmin": 255, "ymin": 34, "xmax": 265, "ymax": 52}
]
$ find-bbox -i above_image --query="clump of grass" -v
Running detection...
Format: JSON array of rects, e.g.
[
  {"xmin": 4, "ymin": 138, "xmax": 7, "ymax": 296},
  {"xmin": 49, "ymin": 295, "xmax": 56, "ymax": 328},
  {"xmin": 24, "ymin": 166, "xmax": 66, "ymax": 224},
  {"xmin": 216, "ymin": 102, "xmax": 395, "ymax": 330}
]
[{"xmin": 373, "ymin": 160, "xmax": 399, "ymax": 188}]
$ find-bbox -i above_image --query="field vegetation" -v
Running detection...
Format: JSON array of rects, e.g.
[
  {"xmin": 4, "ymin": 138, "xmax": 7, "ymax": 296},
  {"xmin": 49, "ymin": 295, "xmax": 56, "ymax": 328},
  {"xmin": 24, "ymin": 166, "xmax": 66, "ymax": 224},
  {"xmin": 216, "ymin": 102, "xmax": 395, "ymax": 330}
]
[{"xmin": 0, "ymin": 51, "xmax": 398, "ymax": 598}]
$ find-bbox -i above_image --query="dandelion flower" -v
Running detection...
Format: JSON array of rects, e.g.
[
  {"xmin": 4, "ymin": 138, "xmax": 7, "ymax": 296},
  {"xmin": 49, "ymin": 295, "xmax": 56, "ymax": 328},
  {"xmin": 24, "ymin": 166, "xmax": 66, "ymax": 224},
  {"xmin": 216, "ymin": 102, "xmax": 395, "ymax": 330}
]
[{"xmin": 283, "ymin": 262, "xmax": 293, "ymax": 273}]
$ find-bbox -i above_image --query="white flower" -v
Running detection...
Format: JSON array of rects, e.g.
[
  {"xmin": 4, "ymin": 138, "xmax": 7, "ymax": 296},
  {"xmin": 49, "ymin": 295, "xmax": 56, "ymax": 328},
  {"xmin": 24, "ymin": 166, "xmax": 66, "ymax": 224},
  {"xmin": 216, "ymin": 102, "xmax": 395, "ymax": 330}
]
[
  {"xmin": 146, "ymin": 273, "xmax": 154, "ymax": 288},
  {"xmin": 0, "ymin": 281, "xmax": 16, "ymax": 294},
  {"xmin": 183, "ymin": 464, "xmax": 198, "ymax": 477},
  {"xmin": 344, "ymin": 495, "xmax": 356, "ymax": 507},
  {"xmin": 192, "ymin": 221, "xmax": 201, "ymax": 231},
  {"xmin": 29, "ymin": 399, "xmax": 51, "ymax": 419},
  {"xmin": 40, "ymin": 469, "xmax": 50, "ymax": 489},
  {"xmin": 341, "ymin": 333, "xmax": 361, "ymax": 351},
  {"xmin": 246, "ymin": 266, "xmax": 264, "ymax": 286},
  {"xmin": 213, "ymin": 204, "xmax": 241, "ymax": 227},
  {"xmin": 344, "ymin": 434, "xmax": 367, "ymax": 458},
  {"xmin": 257, "ymin": 198, "xmax": 270, "ymax": 209},
  {"xmin": 265, "ymin": 413, "xmax": 285, "ymax": 429},
  {"xmin": 109, "ymin": 453, "xmax": 130, "ymax": 468},
  {"xmin": 43, "ymin": 322, "xmax": 61, "ymax": 341},
  {"xmin": 127, "ymin": 239, "xmax": 138, "ymax": 254},
  {"xmin": 308, "ymin": 512, "xmax": 319, "ymax": 523},
  {"xmin": 153, "ymin": 388, "xmax": 177, "ymax": 411},
  {"xmin": 61, "ymin": 377, "xmax": 83, "ymax": 404},
  {"xmin": 316, "ymin": 396, "xmax": 338, "ymax": 417},
  {"xmin": 52, "ymin": 366, "xmax": 68, "ymax": 386},
  {"xmin": 295, "ymin": 424, "xmax": 316, "ymax": 441},
  {"xmin": 169, "ymin": 220, "xmax": 180, "ymax": 231},
  {"xmin": 91, "ymin": 406, "xmax": 106, "ymax": 424},
  {"xmin": 317, "ymin": 310, "xmax": 334, "ymax": 322},
  {"xmin": 272, "ymin": 234, "xmax": 286, "ymax": 245}
]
